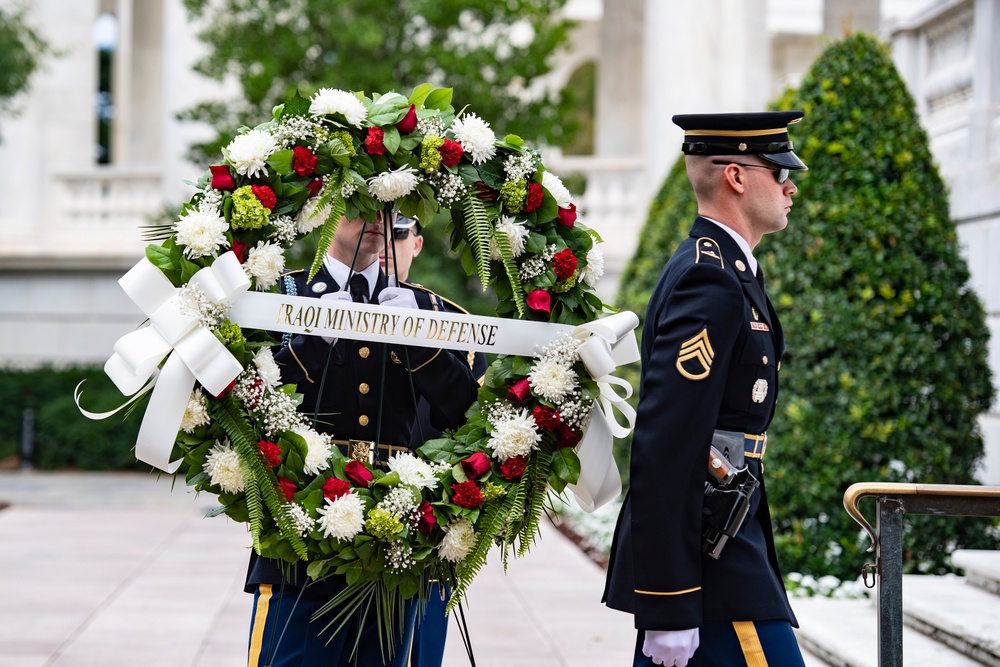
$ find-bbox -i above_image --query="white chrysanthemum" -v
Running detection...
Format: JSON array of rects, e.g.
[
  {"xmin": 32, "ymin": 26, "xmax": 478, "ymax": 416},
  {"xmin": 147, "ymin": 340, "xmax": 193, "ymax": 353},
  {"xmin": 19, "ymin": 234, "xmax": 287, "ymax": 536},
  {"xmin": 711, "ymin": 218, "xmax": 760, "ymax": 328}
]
[
  {"xmin": 528, "ymin": 358, "xmax": 577, "ymax": 402},
  {"xmin": 450, "ymin": 113, "xmax": 496, "ymax": 164},
  {"xmin": 317, "ymin": 492, "xmax": 366, "ymax": 540},
  {"xmin": 387, "ymin": 453, "xmax": 439, "ymax": 489},
  {"xmin": 286, "ymin": 503, "xmax": 315, "ymax": 537},
  {"xmin": 292, "ymin": 426, "xmax": 332, "ymax": 476},
  {"xmin": 174, "ymin": 209, "xmax": 229, "ymax": 259},
  {"xmin": 253, "ymin": 348, "xmax": 281, "ymax": 388},
  {"xmin": 490, "ymin": 216, "xmax": 529, "ymax": 261},
  {"xmin": 226, "ymin": 129, "xmax": 278, "ymax": 178},
  {"xmin": 180, "ymin": 388, "xmax": 210, "ymax": 433},
  {"xmin": 438, "ymin": 518, "xmax": 476, "ymax": 562},
  {"xmin": 581, "ymin": 243, "xmax": 605, "ymax": 287},
  {"xmin": 295, "ymin": 195, "xmax": 331, "ymax": 234},
  {"xmin": 367, "ymin": 166, "xmax": 419, "ymax": 202},
  {"xmin": 488, "ymin": 408, "xmax": 542, "ymax": 462},
  {"xmin": 541, "ymin": 171, "xmax": 573, "ymax": 208},
  {"xmin": 310, "ymin": 88, "xmax": 367, "ymax": 128},
  {"xmin": 244, "ymin": 241, "xmax": 285, "ymax": 290},
  {"xmin": 203, "ymin": 440, "xmax": 244, "ymax": 494}
]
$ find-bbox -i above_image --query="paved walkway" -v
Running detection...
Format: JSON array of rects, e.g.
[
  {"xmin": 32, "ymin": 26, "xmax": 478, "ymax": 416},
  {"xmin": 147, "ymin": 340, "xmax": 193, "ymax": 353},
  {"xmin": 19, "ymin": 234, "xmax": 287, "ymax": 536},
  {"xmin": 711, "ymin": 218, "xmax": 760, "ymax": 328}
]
[{"xmin": 0, "ymin": 470, "xmax": 635, "ymax": 667}]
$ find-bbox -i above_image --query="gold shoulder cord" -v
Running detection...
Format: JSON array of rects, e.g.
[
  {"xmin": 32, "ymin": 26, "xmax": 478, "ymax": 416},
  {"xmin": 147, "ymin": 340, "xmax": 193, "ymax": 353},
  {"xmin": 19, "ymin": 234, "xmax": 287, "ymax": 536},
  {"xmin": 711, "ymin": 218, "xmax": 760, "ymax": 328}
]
[
  {"xmin": 287, "ymin": 344, "xmax": 315, "ymax": 384},
  {"xmin": 407, "ymin": 348, "xmax": 442, "ymax": 373}
]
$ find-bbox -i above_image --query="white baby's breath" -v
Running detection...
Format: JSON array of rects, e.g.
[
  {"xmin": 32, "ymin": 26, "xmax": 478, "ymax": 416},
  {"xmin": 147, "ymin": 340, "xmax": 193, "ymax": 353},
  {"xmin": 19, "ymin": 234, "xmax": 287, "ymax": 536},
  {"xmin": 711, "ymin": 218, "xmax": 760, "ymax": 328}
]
[
  {"xmin": 310, "ymin": 88, "xmax": 367, "ymax": 128},
  {"xmin": 450, "ymin": 113, "xmax": 496, "ymax": 164},
  {"xmin": 368, "ymin": 166, "xmax": 419, "ymax": 201},
  {"xmin": 438, "ymin": 518, "xmax": 476, "ymax": 562},
  {"xmin": 317, "ymin": 492, "xmax": 366, "ymax": 540},
  {"xmin": 175, "ymin": 209, "xmax": 229, "ymax": 259},
  {"xmin": 226, "ymin": 129, "xmax": 278, "ymax": 178},
  {"xmin": 204, "ymin": 440, "xmax": 245, "ymax": 494},
  {"xmin": 286, "ymin": 503, "xmax": 315, "ymax": 537}
]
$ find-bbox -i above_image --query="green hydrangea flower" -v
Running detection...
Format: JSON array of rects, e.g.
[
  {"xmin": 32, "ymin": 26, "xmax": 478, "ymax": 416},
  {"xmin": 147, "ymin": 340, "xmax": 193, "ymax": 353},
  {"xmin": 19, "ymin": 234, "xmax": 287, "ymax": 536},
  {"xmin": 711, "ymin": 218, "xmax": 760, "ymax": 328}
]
[
  {"xmin": 480, "ymin": 481, "xmax": 506, "ymax": 503},
  {"xmin": 365, "ymin": 508, "xmax": 403, "ymax": 540},
  {"xmin": 552, "ymin": 273, "xmax": 578, "ymax": 294},
  {"xmin": 216, "ymin": 320, "xmax": 246, "ymax": 346},
  {"xmin": 230, "ymin": 186, "xmax": 269, "ymax": 231},
  {"xmin": 500, "ymin": 178, "xmax": 527, "ymax": 214},
  {"xmin": 420, "ymin": 135, "xmax": 445, "ymax": 173}
]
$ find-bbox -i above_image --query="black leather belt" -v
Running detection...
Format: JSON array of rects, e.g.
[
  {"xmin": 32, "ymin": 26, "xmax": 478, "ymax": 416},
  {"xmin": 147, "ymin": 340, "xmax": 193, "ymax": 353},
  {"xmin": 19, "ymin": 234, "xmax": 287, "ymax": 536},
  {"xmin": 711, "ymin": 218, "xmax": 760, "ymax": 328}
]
[{"xmin": 712, "ymin": 430, "xmax": 767, "ymax": 467}]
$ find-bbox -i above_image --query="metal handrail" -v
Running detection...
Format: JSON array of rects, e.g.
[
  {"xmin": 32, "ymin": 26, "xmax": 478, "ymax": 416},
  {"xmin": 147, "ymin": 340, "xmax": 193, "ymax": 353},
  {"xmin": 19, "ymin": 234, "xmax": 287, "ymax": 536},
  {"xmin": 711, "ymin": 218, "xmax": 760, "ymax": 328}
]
[{"xmin": 842, "ymin": 482, "xmax": 1000, "ymax": 667}]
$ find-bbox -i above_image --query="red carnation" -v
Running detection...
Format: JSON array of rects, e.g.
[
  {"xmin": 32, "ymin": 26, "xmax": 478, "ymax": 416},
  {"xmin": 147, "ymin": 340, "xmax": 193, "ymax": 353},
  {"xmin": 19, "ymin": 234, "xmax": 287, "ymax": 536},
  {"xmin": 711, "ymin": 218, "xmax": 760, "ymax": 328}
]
[
  {"xmin": 395, "ymin": 104, "xmax": 418, "ymax": 134},
  {"xmin": 557, "ymin": 203, "xmax": 577, "ymax": 228},
  {"xmin": 533, "ymin": 405, "xmax": 561, "ymax": 431},
  {"xmin": 507, "ymin": 378, "xmax": 532, "ymax": 403},
  {"xmin": 344, "ymin": 460, "xmax": 373, "ymax": 487},
  {"xmin": 527, "ymin": 289, "xmax": 552, "ymax": 316},
  {"xmin": 251, "ymin": 184, "xmax": 277, "ymax": 211},
  {"xmin": 258, "ymin": 440, "xmax": 281, "ymax": 469},
  {"xmin": 553, "ymin": 248, "xmax": 578, "ymax": 281},
  {"xmin": 500, "ymin": 455, "xmax": 528, "ymax": 481},
  {"xmin": 365, "ymin": 126, "xmax": 387, "ymax": 155},
  {"xmin": 214, "ymin": 379, "xmax": 237, "ymax": 399},
  {"xmin": 323, "ymin": 477, "xmax": 351, "ymax": 501},
  {"xmin": 292, "ymin": 145, "xmax": 318, "ymax": 176},
  {"xmin": 523, "ymin": 181, "xmax": 544, "ymax": 212},
  {"xmin": 278, "ymin": 476, "xmax": 297, "ymax": 501},
  {"xmin": 461, "ymin": 452, "xmax": 491, "ymax": 480},
  {"xmin": 439, "ymin": 139, "xmax": 464, "ymax": 167},
  {"xmin": 231, "ymin": 240, "xmax": 248, "ymax": 264},
  {"xmin": 209, "ymin": 165, "xmax": 236, "ymax": 191},
  {"xmin": 414, "ymin": 500, "xmax": 437, "ymax": 533},
  {"xmin": 474, "ymin": 181, "xmax": 498, "ymax": 201},
  {"xmin": 556, "ymin": 423, "xmax": 581, "ymax": 449},
  {"xmin": 450, "ymin": 481, "xmax": 483, "ymax": 509},
  {"xmin": 306, "ymin": 178, "xmax": 324, "ymax": 197}
]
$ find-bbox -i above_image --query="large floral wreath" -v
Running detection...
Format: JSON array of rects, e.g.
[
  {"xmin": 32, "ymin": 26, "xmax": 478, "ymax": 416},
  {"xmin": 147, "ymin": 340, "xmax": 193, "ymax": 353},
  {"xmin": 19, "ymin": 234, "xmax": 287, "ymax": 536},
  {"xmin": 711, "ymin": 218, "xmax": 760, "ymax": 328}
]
[{"xmin": 81, "ymin": 84, "xmax": 635, "ymax": 634}]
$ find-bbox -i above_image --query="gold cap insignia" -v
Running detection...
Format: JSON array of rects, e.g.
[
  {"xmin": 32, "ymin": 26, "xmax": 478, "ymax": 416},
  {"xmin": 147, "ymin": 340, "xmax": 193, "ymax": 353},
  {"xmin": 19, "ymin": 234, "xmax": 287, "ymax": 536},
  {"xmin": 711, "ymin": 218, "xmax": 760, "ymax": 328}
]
[{"xmin": 676, "ymin": 328, "xmax": 714, "ymax": 380}]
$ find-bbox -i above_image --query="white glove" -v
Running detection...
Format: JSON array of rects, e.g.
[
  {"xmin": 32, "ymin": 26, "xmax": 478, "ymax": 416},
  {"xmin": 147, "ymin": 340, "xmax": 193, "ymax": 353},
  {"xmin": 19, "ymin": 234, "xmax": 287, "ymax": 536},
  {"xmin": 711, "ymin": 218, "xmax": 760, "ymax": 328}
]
[
  {"xmin": 318, "ymin": 291, "xmax": 352, "ymax": 344},
  {"xmin": 642, "ymin": 628, "xmax": 700, "ymax": 666},
  {"xmin": 378, "ymin": 286, "xmax": 418, "ymax": 310}
]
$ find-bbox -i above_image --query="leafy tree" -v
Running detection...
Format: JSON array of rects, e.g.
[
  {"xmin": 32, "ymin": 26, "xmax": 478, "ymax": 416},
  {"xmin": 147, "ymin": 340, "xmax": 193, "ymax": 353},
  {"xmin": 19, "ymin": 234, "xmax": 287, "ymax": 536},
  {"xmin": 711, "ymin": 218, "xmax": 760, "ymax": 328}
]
[
  {"xmin": 0, "ymin": 4, "xmax": 52, "ymax": 119},
  {"xmin": 180, "ymin": 0, "xmax": 579, "ymax": 162}
]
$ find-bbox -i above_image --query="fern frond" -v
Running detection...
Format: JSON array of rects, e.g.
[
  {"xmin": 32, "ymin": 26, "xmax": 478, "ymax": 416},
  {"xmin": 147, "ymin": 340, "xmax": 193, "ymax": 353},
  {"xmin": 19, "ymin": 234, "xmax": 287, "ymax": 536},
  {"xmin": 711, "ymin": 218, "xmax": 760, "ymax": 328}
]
[
  {"xmin": 517, "ymin": 451, "xmax": 553, "ymax": 556},
  {"xmin": 308, "ymin": 171, "xmax": 347, "ymax": 282},
  {"xmin": 492, "ymin": 228, "xmax": 526, "ymax": 317},
  {"xmin": 460, "ymin": 191, "xmax": 494, "ymax": 289}
]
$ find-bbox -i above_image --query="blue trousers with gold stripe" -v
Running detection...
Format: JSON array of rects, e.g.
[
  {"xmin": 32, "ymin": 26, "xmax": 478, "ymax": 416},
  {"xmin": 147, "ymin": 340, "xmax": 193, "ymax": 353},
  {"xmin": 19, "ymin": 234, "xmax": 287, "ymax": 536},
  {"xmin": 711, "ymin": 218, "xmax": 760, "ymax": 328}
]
[
  {"xmin": 248, "ymin": 584, "xmax": 418, "ymax": 667},
  {"xmin": 633, "ymin": 621, "xmax": 805, "ymax": 667}
]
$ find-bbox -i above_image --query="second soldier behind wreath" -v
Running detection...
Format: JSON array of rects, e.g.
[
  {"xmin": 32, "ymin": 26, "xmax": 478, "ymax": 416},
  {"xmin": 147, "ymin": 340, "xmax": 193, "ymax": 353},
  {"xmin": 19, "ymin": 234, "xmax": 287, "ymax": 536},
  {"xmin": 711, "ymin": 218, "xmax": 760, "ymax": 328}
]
[{"xmin": 603, "ymin": 111, "xmax": 809, "ymax": 666}]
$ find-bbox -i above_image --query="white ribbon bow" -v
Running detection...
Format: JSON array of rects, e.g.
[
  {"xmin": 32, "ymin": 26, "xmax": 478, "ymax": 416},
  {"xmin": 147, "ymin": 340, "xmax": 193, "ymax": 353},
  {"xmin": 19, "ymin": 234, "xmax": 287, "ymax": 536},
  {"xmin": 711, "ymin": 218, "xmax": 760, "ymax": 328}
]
[
  {"xmin": 76, "ymin": 254, "xmax": 250, "ymax": 472},
  {"xmin": 567, "ymin": 311, "xmax": 641, "ymax": 512}
]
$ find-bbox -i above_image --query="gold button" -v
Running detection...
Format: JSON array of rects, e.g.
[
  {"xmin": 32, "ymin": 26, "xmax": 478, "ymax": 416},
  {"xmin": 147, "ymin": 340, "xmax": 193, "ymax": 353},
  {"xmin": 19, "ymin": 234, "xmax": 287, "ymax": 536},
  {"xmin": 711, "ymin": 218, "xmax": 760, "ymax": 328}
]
[
  {"xmin": 358, "ymin": 415, "xmax": 369, "ymax": 426},
  {"xmin": 762, "ymin": 356, "xmax": 768, "ymax": 365},
  {"xmin": 358, "ymin": 346, "xmax": 370, "ymax": 359},
  {"xmin": 359, "ymin": 383, "xmax": 369, "ymax": 394}
]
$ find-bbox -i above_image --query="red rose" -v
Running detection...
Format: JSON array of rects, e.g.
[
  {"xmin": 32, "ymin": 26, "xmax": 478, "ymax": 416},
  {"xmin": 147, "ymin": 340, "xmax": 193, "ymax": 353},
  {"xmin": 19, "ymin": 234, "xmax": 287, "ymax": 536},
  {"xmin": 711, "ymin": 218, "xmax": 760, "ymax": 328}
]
[
  {"xmin": 323, "ymin": 477, "xmax": 351, "ymax": 501},
  {"xmin": 439, "ymin": 139, "xmax": 464, "ymax": 167},
  {"xmin": 395, "ymin": 104, "xmax": 418, "ymax": 134},
  {"xmin": 278, "ymin": 476, "xmax": 296, "ymax": 501},
  {"xmin": 556, "ymin": 423, "xmax": 581, "ymax": 449},
  {"xmin": 500, "ymin": 455, "xmax": 528, "ymax": 481},
  {"xmin": 258, "ymin": 440, "xmax": 281, "ymax": 469},
  {"xmin": 414, "ymin": 500, "xmax": 437, "ymax": 533},
  {"xmin": 209, "ymin": 165, "xmax": 235, "ymax": 191},
  {"xmin": 251, "ymin": 184, "xmax": 277, "ymax": 211},
  {"xmin": 306, "ymin": 178, "xmax": 324, "ymax": 197},
  {"xmin": 292, "ymin": 145, "xmax": 318, "ymax": 176},
  {"xmin": 450, "ymin": 481, "xmax": 483, "ymax": 509},
  {"xmin": 526, "ymin": 289, "xmax": 551, "ymax": 316},
  {"xmin": 461, "ymin": 452, "xmax": 491, "ymax": 480},
  {"xmin": 553, "ymin": 248, "xmax": 578, "ymax": 281},
  {"xmin": 507, "ymin": 378, "xmax": 532, "ymax": 403},
  {"xmin": 533, "ymin": 405, "xmax": 561, "ymax": 431},
  {"xmin": 474, "ymin": 181, "xmax": 498, "ymax": 201},
  {"xmin": 365, "ymin": 126, "xmax": 386, "ymax": 155},
  {"xmin": 523, "ymin": 181, "xmax": 544, "ymax": 212},
  {"xmin": 344, "ymin": 460, "xmax": 373, "ymax": 487},
  {"xmin": 557, "ymin": 203, "xmax": 577, "ymax": 228},
  {"xmin": 231, "ymin": 240, "xmax": 248, "ymax": 264}
]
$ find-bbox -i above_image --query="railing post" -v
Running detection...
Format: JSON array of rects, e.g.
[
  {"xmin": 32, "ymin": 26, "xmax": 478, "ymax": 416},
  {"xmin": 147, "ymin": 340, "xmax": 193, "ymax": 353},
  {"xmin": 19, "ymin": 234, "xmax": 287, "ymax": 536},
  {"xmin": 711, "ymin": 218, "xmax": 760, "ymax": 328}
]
[{"xmin": 876, "ymin": 497, "xmax": 904, "ymax": 667}]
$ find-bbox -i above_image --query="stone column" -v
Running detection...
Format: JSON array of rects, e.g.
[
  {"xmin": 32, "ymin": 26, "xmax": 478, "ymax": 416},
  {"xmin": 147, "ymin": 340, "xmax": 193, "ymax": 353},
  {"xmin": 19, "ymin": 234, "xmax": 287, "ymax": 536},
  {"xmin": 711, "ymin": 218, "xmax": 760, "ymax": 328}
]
[{"xmin": 594, "ymin": 0, "xmax": 644, "ymax": 157}]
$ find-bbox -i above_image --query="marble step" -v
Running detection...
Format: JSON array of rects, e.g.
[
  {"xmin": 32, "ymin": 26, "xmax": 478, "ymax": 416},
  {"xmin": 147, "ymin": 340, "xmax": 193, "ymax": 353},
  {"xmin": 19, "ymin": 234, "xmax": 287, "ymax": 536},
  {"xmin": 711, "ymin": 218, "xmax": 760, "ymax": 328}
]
[
  {"xmin": 904, "ymin": 573, "xmax": 1000, "ymax": 667},
  {"xmin": 952, "ymin": 549, "xmax": 1000, "ymax": 596}
]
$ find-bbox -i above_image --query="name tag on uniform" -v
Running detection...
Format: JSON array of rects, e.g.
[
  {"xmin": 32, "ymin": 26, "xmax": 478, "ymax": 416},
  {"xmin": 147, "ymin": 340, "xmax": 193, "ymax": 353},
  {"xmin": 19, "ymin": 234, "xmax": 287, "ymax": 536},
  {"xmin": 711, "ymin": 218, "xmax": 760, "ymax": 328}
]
[{"xmin": 750, "ymin": 322, "xmax": 770, "ymax": 332}]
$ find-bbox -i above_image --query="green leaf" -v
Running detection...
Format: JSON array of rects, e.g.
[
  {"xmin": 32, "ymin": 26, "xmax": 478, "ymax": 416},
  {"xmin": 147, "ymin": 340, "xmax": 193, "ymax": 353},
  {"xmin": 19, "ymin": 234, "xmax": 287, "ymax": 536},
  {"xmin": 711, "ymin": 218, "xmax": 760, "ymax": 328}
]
[
  {"xmin": 267, "ymin": 149, "xmax": 294, "ymax": 175},
  {"xmin": 550, "ymin": 448, "xmax": 581, "ymax": 484},
  {"xmin": 283, "ymin": 91, "xmax": 312, "ymax": 117},
  {"xmin": 408, "ymin": 83, "xmax": 434, "ymax": 106},
  {"xmin": 424, "ymin": 88, "xmax": 454, "ymax": 111},
  {"xmin": 382, "ymin": 125, "xmax": 401, "ymax": 154}
]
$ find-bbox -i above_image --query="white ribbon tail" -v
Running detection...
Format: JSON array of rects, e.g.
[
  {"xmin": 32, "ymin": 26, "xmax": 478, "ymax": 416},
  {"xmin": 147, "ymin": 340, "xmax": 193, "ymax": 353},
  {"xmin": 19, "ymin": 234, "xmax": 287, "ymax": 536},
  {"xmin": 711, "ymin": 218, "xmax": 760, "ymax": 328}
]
[
  {"xmin": 135, "ymin": 353, "xmax": 195, "ymax": 474},
  {"xmin": 568, "ymin": 408, "xmax": 622, "ymax": 513},
  {"xmin": 74, "ymin": 374, "xmax": 158, "ymax": 420}
]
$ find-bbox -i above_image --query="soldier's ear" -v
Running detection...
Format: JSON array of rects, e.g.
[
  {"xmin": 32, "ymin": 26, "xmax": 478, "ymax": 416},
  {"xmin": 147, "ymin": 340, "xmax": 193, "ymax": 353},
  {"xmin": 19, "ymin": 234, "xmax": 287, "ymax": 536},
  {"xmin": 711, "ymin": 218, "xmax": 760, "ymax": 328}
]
[{"xmin": 412, "ymin": 235, "xmax": 424, "ymax": 257}]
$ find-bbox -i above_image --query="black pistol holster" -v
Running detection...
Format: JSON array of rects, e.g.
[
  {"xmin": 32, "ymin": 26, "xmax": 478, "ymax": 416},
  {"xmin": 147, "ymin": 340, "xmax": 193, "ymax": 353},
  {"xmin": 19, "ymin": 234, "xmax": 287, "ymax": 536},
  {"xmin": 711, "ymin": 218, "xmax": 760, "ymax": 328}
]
[{"xmin": 702, "ymin": 430, "xmax": 760, "ymax": 559}]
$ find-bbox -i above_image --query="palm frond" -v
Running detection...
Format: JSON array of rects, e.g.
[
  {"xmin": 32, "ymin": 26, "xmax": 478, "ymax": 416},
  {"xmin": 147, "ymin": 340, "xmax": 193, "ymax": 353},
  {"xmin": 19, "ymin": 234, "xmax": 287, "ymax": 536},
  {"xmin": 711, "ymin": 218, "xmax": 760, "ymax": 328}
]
[
  {"xmin": 140, "ymin": 222, "xmax": 175, "ymax": 242},
  {"xmin": 460, "ymin": 191, "xmax": 494, "ymax": 289}
]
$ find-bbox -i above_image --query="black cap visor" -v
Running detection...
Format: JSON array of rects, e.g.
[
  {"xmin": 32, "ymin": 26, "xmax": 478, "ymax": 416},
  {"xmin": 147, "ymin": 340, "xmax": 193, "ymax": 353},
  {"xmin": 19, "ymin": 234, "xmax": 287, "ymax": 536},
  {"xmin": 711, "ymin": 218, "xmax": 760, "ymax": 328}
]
[{"xmin": 761, "ymin": 150, "xmax": 807, "ymax": 171}]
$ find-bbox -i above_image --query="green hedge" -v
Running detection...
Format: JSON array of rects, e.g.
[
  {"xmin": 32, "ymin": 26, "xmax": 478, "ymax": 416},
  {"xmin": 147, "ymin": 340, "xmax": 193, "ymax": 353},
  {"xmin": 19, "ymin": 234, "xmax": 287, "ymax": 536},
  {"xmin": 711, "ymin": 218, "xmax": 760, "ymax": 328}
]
[
  {"xmin": 0, "ymin": 367, "xmax": 145, "ymax": 470},
  {"xmin": 615, "ymin": 33, "xmax": 998, "ymax": 579}
]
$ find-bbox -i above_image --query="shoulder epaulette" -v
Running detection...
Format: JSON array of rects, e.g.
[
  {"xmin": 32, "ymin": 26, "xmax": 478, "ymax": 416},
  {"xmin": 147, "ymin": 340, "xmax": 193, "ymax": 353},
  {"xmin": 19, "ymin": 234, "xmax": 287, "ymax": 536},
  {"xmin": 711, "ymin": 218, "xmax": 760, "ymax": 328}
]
[
  {"xmin": 694, "ymin": 237, "xmax": 725, "ymax": 268},
  {"xmin": 280, "ymin": 269, "xmax": 305, "ymax": 277},
  {"xmin": 400, "ymin": 281, "xmax": 473, "ymax": 314}
]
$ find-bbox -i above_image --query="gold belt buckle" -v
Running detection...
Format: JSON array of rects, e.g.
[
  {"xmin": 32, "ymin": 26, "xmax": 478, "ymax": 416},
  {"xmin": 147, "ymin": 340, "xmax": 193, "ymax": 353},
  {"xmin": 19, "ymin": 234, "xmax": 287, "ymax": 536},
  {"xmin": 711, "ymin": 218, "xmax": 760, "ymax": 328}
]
[{"xmin": 348, "ymin": 439, "xmax": 375, "ymax": 465}]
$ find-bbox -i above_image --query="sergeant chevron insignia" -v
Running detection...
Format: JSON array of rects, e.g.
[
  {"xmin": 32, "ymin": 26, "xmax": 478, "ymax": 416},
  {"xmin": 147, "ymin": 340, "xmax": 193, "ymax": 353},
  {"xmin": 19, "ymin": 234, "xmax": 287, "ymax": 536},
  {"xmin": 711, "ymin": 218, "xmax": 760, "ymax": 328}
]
[{"xmin": 676, "ymin": 328, "xmax": 714, "ymax": 380}]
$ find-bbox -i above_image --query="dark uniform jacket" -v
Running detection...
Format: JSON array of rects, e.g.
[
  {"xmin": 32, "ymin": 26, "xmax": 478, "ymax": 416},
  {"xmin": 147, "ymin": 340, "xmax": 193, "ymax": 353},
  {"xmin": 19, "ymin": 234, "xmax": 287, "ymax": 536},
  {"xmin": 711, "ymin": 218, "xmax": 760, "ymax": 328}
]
[
  {"xmin": 246, "ymin": 262, "xmax": 479, "ymax": 593},
  {"xmin": 603, "ymin": 216, "xmax": 797, "ymax": 631}
]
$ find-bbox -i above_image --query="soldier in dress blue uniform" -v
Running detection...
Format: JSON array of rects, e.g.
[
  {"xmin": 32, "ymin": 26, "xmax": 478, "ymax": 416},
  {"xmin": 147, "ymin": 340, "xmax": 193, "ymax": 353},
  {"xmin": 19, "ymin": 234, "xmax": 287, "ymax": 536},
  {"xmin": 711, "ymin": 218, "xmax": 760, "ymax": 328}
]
[
  {"xmin": 245, "ymin": 210, "xmax": 480, "ymax": 667},
  {"xmin": 603, "ymin": 111, "xmax": 809, "ymax": 667}
]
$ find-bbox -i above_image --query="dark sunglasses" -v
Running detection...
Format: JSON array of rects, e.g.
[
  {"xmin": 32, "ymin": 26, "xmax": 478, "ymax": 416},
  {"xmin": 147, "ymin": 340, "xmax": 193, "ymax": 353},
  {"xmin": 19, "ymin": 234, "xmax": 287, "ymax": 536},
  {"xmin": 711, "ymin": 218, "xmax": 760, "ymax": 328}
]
[
  {"xmin": 392, "ymin": 227, "xmax": 414, "ymax": 240},
  {"xmin": 712, "ymin": 160, "xmax": 790, "ymax": 184}
]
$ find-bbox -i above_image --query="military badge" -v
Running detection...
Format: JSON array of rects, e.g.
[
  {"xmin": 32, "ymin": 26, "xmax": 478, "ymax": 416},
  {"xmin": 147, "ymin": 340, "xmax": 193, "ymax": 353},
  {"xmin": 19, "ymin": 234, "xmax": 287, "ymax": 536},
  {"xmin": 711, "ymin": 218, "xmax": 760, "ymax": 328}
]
[
  {"xmin": 750, "ymin": 321, "xmax": 770, "ymax": 331},
  {"xmin": 751, "ymin": 379, "xmax": 768, "ymax": 403},
  {"xmin": 311, "ymin": 282, "xmax": 328, "ymax": 293},
  {"xmin": 735, "ymin": 260, "xmax": 746, "ymax": 272},
  {"xmin": 676, "ymin": 328, "xmax": 714, "ymax": 380}
]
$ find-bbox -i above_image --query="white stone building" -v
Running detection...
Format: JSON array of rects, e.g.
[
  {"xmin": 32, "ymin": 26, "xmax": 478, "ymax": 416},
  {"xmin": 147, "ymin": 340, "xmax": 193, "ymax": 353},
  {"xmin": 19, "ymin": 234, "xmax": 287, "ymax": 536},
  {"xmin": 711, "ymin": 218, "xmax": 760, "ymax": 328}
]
[{"xmin": 0, "ymin": 0, "xmax": 997, "ymax": 481}]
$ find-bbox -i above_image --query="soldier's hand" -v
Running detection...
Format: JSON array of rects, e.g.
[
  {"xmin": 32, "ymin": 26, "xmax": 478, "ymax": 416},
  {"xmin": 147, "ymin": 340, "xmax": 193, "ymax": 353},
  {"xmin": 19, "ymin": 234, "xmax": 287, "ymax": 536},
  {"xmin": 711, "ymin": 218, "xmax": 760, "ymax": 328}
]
[
  {"xmin": 318, "ymin": 291, "xmax": 352, "ymax": 344},
  {"xmin": 378, "ymin": 286, "xmax": 418, "ymax": 310},
  {"xmin": 642, "ymin": 628, "xmax": 700, "ymax": 666}
]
